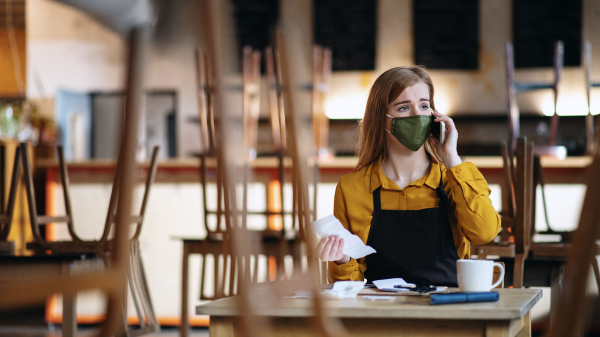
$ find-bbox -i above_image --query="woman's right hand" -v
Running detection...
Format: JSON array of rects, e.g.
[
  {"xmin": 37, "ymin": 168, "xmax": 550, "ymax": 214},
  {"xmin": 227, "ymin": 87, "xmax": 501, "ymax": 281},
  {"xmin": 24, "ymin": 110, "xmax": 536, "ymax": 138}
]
[{"xmin": 315, "ymin": 236, "xmax": 350, "ymax": 265}]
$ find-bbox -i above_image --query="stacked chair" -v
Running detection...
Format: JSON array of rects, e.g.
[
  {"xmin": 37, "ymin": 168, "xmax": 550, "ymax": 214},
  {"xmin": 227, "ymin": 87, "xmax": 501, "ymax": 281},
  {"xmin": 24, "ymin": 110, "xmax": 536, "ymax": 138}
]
[
  {"xmin": 179, "ymin": 1, "xmax": 334, "ymax": 334},
  {"xmin": 0, "ymin": 144, "xmax": 21, "ymax": 255},
  {"xmin": 190, "ymin": 0, "xmax": 346, "ymax": 334},
  {"xmin": 21, "ymin": 143, "xmax": 160, "ymax": 336},
  {"xmin": 473, "ymin": 40, "xmax": 600, "ymax": 328}
]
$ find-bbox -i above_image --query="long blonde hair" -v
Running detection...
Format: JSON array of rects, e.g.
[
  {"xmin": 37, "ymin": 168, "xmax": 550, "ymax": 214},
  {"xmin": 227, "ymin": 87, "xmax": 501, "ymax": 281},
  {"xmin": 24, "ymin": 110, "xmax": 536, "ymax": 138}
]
[{"xmin": 355, "ymin": 66, "xmax": 443, "ymax": 171}]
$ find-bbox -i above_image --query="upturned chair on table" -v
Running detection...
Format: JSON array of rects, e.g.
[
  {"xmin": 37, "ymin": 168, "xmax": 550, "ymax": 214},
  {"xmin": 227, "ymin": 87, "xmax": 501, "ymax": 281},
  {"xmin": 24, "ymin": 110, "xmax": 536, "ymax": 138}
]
[
  {"xmin": 179, "ymin": 44, "xmax": 302, "ymax": 337},
  {"xmin": 0, "ymin": 145, "xmax": 22, "ymax": 255},
  {"xmin": 473, "ymin": 137, "xmax": 534, "ymax": 289},
  {"xmin": 22, "ymin": 142, "xmax": 161, "ymax": 336}
]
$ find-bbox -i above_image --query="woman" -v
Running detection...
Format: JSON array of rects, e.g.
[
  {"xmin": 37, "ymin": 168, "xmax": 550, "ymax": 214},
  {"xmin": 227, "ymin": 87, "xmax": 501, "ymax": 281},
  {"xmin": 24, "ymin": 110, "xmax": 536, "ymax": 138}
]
[{"xmin": 316, "ymin": 66, "xmax": 501, "ymax": 286}]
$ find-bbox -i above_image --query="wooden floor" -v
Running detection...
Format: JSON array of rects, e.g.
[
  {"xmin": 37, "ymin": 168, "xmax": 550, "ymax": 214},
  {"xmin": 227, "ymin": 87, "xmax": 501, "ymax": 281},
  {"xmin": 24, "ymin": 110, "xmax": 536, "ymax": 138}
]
[{"xmin": 0, "ymin": 326, "xmax": 209, "ymax": 337}]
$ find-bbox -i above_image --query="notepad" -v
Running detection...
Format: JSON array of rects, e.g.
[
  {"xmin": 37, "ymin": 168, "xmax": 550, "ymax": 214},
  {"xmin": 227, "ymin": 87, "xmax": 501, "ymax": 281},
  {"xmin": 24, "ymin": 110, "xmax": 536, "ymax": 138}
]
[
  {"xmin": 429, "ymin": 292, "xmax": 499, "ymax": 305},
  {"xmin": 311, "ymin": 215, "xmax": 376, "ymax": 259}
]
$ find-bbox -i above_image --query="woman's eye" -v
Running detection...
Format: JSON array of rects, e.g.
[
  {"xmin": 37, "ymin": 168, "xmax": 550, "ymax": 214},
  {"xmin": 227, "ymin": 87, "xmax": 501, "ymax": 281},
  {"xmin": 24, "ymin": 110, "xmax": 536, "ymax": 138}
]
[
  {"xmin": 421, "ymin": 105, "xmax": 430, "ymax": 110},
  {"xmin": 398, "ymin": 106, "xmax": 409, "ymax": 112}
]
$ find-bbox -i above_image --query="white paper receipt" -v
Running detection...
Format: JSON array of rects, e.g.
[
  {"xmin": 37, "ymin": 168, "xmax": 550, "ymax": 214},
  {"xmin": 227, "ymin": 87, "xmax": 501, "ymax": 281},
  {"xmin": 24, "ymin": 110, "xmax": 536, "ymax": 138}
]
[
  {"xmin": 311, "ymin": 214, "xmax": 376, "ymax": 259},
  {"xmin": 321, "ymin": 281, "xmax": 364, "ymax": 299},
  {"xmin": 373, "ymin": 278, "xmax": 416, "ymax": 292}
]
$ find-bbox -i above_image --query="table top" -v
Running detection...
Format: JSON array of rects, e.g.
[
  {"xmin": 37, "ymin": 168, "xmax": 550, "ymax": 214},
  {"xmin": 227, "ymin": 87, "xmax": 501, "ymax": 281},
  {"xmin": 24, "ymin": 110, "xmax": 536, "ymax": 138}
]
[{"xmin": 196, "ymin": 288, "xmax": 542, "ymax": 320}]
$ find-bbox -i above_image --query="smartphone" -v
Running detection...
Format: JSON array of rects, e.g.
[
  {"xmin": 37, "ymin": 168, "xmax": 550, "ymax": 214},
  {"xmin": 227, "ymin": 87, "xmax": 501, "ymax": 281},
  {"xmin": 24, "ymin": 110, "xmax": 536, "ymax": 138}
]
[{"xmin": 430, "ymin": 109, "xmax": 445, "ymax": 144}]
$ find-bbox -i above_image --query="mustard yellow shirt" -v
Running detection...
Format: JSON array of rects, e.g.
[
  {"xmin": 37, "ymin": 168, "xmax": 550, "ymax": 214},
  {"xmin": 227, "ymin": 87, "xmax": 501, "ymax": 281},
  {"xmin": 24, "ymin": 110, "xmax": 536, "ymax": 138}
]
[{"xmin": 328, "ymin": 158, "xmax": 501, "ymax": 283}]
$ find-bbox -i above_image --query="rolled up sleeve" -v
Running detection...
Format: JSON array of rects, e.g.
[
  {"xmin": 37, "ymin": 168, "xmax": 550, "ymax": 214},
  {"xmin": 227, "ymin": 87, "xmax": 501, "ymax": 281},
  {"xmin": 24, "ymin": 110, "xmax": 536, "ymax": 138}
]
[{"xmin": 446, "ymin": 162, "xmax": 501, "ymax": 245}]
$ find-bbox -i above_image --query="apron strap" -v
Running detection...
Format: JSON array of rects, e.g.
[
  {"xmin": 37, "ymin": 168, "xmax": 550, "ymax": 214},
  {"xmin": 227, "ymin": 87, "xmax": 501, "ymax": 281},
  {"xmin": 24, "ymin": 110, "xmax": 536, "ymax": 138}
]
[
  {"xmin": 372, "ymin": 186, "xmax": 382, "ymax": 215},
  {"xmin": 436, "ymin": 165, "xmax": 451, "ymax": 258}
]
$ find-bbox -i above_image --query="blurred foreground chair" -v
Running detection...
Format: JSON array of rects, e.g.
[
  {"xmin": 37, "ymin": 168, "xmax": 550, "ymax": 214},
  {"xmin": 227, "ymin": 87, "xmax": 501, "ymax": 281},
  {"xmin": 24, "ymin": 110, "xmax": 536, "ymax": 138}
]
[
  {"xmin": 0, "ymin": 27, "xmax": 145, "ymax": 337},
  {"xmin": 179, "ymin": 45, "xmax": 302, "ymax": 337},
  {"xmin": 21, "ymin": 144, "xmax": 160, "ymax": 335},
  {"xmin": 0, "ymin": 145, "xmax": 22, "ymax": 255},
  {"xmin": 546, "ymin": 114, "xmax": 600, "ymax": 337},
  {"xmin": 583, "ymin": 41, "xmax": 599, "ymax": 154}
]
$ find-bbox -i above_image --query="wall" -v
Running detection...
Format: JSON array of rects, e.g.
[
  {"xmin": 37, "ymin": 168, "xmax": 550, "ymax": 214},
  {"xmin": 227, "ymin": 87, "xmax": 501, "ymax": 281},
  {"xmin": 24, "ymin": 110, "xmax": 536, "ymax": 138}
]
[{"xmin": 326, "ymin": 0, "xmax": 600, "ymax": 119}]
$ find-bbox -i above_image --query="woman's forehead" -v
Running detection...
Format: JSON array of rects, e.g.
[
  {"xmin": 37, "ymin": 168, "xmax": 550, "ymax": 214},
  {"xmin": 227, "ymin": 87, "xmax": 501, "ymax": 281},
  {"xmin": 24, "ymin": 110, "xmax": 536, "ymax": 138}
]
[{"xmin": 391, "ymin": 82, "xmax": 430, "ymax": 103}]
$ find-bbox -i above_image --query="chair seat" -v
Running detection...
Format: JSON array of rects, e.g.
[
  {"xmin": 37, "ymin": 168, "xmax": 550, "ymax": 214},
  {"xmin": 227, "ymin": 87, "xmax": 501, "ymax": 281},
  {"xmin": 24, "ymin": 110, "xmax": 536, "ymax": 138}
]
[
  {"xmin": 26, "ymin": 241, "xmax": 111, "ymax": 258},
  {"xmin": 0, "ymin": 241, "xmax": 15, "ymax": 255}
]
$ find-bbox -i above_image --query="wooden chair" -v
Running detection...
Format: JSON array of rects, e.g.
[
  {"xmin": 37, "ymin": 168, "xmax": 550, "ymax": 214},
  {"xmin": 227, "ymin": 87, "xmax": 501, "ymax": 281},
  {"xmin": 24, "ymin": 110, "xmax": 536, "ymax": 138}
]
[
  {"xmin": 22, "ymin": 143, "xmax": 160, "ymax": 336},
  {"xmin": 506, "ymin": 41, "xmax": 566, "ymax": 157},
  {"xmin": 0, "ymin": 145, "xmax": 22, "ymax": 255},
  {"xmin": 546, "ymin": 107, "xmax": 600, "ymax": 337},
  {"xmin": 179, "ymin": 45, "xmax": 300, "ymax": 337},
  {"xmin": 210, "ymin": 16, "xmax": 344, "ymax": 335},
  {"xmin": 473, "ymin": 137, "xmax": 534, "ymax": 288},
  {"xmin": 0, "ymin": 27, "xmax": 144, "ymax": 337}
]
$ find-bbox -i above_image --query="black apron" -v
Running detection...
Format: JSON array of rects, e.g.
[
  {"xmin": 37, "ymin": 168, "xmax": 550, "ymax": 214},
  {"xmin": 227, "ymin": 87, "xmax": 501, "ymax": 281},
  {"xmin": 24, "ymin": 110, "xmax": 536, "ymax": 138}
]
[{"xmin": 364, "ymin": 166, "xmax": 459, "ymax": 286}]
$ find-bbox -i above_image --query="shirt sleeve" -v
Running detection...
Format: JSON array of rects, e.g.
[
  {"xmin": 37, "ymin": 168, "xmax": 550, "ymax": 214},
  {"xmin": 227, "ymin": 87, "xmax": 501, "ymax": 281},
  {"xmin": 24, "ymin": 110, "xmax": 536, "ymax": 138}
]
[
  {"xmin": 445, "ymin": 162, "xmax": 501, "ymax": 245},
  {"xmin": 327, "ymin": 180, "xmax": 366, "ymax": 282}
]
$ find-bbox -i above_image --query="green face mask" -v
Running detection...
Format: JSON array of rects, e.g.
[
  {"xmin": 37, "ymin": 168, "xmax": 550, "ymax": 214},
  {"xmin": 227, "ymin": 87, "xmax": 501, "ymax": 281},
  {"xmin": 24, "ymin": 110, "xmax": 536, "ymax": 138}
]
[{"xmin": 386, "ymin": 114, "xmax": 431, "ymax": 151}]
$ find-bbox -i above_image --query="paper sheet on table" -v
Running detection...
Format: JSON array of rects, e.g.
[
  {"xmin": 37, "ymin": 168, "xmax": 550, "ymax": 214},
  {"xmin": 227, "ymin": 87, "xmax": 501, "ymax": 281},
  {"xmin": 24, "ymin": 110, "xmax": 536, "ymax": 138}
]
[
  {"xmin": 373, "ymin": 278, "xmax": 416, "ymax": 292},
  {"xmin": 321, "ymin": 281, "xmax": 364, "ymax": 299},
  {"xmin": 311, "ymin": 214, "xmax": 376, "ymax": 259}
]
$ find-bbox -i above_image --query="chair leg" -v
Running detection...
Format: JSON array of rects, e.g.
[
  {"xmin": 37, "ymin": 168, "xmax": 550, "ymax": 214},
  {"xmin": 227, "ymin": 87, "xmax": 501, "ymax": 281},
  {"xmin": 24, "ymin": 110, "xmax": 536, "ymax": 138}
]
[
  {"xmin": 126, "ymin": 242, "xmax": 159, "ymax": 337},
  {"xmin": 180, "ymin": 243, "xmax": 190, "ymax": 337},
  {"xmin": 513, "ymin": 254, "xmax": 526, "ymax": 288},
  {"xmin": 476, "ymin": 247, "xmax": 487, "ymax": 260},
  {"xmin": 135, "ymin": 245, "xmax": 159, "ymax": 330},
  {"xmin": 128, "ymin": 252, "xmax": 145, "ymax": 327},
  {"xmin": 592, "ymin": 255, "xmax": 600, "ymax": 294}
]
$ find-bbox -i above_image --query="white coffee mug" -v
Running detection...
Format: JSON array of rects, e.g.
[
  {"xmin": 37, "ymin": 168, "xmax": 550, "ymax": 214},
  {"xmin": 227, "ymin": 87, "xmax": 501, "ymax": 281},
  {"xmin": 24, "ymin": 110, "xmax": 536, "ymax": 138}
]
[{"xmin": 457, "ymin": 259, "xmax": 505, "ymax": 292}]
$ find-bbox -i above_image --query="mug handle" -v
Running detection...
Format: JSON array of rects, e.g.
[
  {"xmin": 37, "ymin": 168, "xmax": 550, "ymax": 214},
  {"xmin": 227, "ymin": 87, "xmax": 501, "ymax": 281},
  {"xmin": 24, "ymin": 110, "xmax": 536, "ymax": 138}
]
[{"xmin": 491, "ymin": 262, "xmax": 506, "ymax": 289}]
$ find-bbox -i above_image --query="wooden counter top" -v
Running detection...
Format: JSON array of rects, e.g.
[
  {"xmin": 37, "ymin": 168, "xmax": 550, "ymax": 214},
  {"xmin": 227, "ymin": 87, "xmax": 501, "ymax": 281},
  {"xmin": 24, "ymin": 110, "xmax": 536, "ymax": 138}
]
[{"xmin": 35, "ymin": 155, "xmax": 593, "ymax": 170}]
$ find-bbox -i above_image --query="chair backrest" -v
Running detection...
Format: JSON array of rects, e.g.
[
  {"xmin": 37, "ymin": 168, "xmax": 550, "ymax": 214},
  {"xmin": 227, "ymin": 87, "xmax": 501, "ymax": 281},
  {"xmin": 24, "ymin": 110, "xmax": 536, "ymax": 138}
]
[
  {"xmin": 21, "ymin": 143, "xmax": 81, "ymax": 248},
  {"xmin": 312, "ymin": 45, "xmax": 332, "ymax": 156},
  {"xmin": 498, "ymin": 140, "xmax": 516, "ymax": 243},
  {"xmin": 265, "ymin": 45, "xmax": 287, "ymax": 153},
  {"xmin": 506, "ymin": 41, "xmax": 564, "ymax": 150},
  {"xmin": 242, "ymin": 46, "xmax": 261, "ymax": 160},
  {"xmin": 0, "ymin": 144, "xmax": 22, "ymax": 243},
  {"xmin": 0, "ymin": 27, "xmax": 144, "ymax": 336},
  {"xmin": 513, "ymin": 137, "xmax": 534, "ymax": 255},
  {"xmin": 195, "ymin": 49, "xmax": 216, "ymax": 155},
  {"xmin": 101, "ymin": 145, "xmax": 160, "ymax": 243}
]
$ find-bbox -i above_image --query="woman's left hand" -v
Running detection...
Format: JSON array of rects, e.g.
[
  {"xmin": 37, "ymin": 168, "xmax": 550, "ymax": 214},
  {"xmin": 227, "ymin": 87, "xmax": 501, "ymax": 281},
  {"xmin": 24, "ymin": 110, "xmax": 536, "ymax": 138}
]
[{"xmin": 430, "ymin": 110, "xmax": 462, "ymax": 168}]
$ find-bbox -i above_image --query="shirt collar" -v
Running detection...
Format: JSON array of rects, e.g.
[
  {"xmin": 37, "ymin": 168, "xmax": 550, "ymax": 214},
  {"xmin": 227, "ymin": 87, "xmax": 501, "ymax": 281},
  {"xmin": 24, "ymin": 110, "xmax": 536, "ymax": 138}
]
[{"xmin": 368, "ymin": 157, "xmax": 441, "ymax": 192}]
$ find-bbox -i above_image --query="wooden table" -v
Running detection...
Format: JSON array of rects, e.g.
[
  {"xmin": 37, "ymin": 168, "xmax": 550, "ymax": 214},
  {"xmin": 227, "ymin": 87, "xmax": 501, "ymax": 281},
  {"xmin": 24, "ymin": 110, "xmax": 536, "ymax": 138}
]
[
  {"xmin": 197, "ymin": 288, "xmax": 542, "ymax": 337},
  {"xmin": 0, "ymin": 254, "xmax": 102, "ymax": 337}
]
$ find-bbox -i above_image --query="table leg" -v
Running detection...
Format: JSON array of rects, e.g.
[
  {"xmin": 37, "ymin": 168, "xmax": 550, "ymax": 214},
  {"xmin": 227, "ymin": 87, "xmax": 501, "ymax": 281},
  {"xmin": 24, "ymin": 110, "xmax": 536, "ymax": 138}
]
[
  {"xmin": 516, "ymin": 312, "xmax": 531, "ymax": 337},
  {"xmin": 209, "ymin": 317, "xmax": 234, "ymax": 337},
  {"xmin": 62, "ymin": 292, "xmax": 76, "ymax": 337},
  {"xmin": 180, "ymin": 243, "xmax": 190, "ymax": 337},
  {"xmin": 550, "ymin": 264, "xmax": 563, "ymax": 322},
  {"xmin": 485, "ymin": 318, "xmax": 523, "ymax": 337}
]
